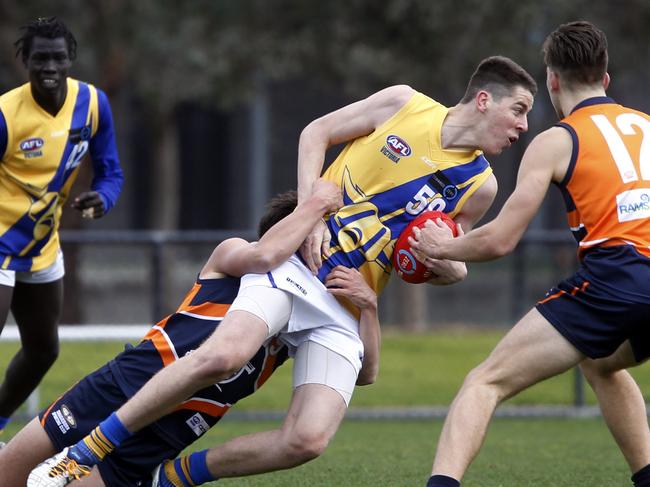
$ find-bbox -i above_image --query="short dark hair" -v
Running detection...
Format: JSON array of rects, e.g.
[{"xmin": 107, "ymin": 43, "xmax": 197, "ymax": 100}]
[
  {"xmin": 14, "ymin": 17, "xmax": 77, "ymax": 64},
  {"xmin": 460, "ymin": 56, "xmax": 537, "ymax": 104},
  {"xmin": 257, "ymin": 190, "xmax": 298, "ymax": 238},
  {"xmin": 542, "ymin": 21, "xmax": 608, "ymax": 86}
]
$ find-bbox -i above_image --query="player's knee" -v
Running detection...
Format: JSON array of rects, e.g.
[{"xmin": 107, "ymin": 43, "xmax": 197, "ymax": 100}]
[
  {"xmin": 285, "ymin": 429, "xmax": 331, "ymax": 463},
  {"xmin": 190, "ymin": 348, "xmax": 245, "ymax": 384},
  {"xmin": 24, "ymin": 342, "xmax": 60, "ymax": 370},
  {"xmin": 462, "ymin": 363, "xmax": 511, "ymax": 402},
  {"xmin": 580, "ymin": 360, "xmax": 619, "ymax": 385}
]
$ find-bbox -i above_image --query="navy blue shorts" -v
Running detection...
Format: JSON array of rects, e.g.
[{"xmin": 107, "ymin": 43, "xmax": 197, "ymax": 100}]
[
  {"xmin": 536, "ymin": 245, "xmax": 650, "ymax": 361},
  {"xmin": 39, "ymin": 363, "xmax": 180, "ymax": 487}
]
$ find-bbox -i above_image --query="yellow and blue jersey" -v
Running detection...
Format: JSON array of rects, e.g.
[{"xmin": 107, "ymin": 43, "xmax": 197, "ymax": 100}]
[
  {"xmin": 319, "ymin": 92, "xmax": 493, "ymax": 295},
  {"xmin": 0, "ymin": 78, "xmax": 123, "ymax": 272}
]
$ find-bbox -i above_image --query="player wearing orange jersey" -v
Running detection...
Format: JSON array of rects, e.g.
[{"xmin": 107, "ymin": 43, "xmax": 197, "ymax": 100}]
[{"xmin": 413, "ymin": 21, "xmax": 650, "ymax": 487}]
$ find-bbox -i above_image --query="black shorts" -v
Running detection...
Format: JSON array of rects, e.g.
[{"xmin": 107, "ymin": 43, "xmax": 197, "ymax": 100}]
[
  {"xmin": 39, "ymin": 363, "xmax": 180, "ymax": 487},
  {"xmin": 536, "ymin": 245, "xmax": 650, "ymax": 361}
]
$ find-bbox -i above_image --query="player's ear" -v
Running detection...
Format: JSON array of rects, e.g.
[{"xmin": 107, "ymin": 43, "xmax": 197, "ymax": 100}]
[
  {"xmin": 547, "ymin": 69, "xmax": 560, "ymax": 92},
  {"xmin": 602, "ymin": 72, "xmax": 610, "ymax": 90},
  {"xmin": 476, "ymin": 90, "xmax": 490, "ymax": 113}
]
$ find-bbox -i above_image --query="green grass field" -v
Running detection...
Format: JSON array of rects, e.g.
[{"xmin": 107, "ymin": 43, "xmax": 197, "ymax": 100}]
[{"xmin": 2, "ymin": 328, "xmax": 649, "ymax": 486}]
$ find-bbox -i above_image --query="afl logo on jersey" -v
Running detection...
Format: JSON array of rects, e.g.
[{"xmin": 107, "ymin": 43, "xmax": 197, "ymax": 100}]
[
  {"xmin": 20, "ymin": 138, "xmax": 44, "ymax": 158},
  {"xmin": 380, "ymin": 135, "xmax": 411, "ymax": 163},
  {"xmin": 20, "ymin": 138, "xmax": 44, "ymax": 151},
  {"xmin": 387, "ymin": 135, "xmax": 411, "ymax": 156}
]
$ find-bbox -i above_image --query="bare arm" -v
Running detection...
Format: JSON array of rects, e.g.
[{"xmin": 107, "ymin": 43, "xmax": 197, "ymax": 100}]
[
  {"xmin": 200, "ymin": 179, "xmax": 342, "ymax": 278},
  {"xmin": 298, "ymin": 85, "xmax": 416, "ymax": 272},
  {"xmin": 325, "ymin": 266, "xmax": 380, "ymax": 385},
  {"xmin": 410, "ymin": 128, "xmax": 571, "ymax": 262}
]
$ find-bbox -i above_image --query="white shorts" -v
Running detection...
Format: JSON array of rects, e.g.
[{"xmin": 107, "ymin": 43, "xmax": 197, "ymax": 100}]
[
  {"xmin": 293, "ymin": 340, "xmax": 357, "ymax": 406},
  {"xmin": 228, "ymin": 254, "xmax": 364, "ymax": 376},
  {"xmin": 0, "ymin": 250, "xmax": 65, "ymax": 287}
]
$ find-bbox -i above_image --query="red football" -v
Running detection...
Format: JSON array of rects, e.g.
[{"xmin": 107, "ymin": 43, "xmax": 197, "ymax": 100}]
[{"xmin": 392, "ymin": 211, "xmax": 458, "ymax": 284}]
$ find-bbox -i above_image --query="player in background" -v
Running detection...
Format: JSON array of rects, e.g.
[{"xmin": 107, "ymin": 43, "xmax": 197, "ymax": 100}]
[
  {"xmin": 410, "ymin": 21, "xmax": 650, "ymax": 487},
  {"xmin": 0, "ymin": 17, "xmax": 124, "ymax": 436},
  {"xmin": 32, "ymin": 56, "xmax": 536, "ymax": 486},
  {"xmin": 8, "ymin": 180, "xmax": 380, "ymax": 486}
]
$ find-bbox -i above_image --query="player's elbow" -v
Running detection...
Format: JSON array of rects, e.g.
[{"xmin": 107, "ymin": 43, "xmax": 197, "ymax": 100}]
[
  {"xmin": 300, "ymin": 118, "xmax": 330, "ymax": 149},
  {"xmin": 485, "ymin": 236, "xmax": 516, "ymax": 259},
  {"xmin": 247, "ymin": 251, "xmax": 280, "ymax": 274}
]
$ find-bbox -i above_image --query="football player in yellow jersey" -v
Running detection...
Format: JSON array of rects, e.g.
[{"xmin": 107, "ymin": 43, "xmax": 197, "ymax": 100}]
[
  {"xmin": 0, "ymin": 17, "xmax": 123, "ymax": 436},
  {"xmin": 33, "ymin": 57, "xmax": 535, "ymax": 487},
  {"xmin": 414, "ymin": 22, "xmax": 650, "ymax": 487}
]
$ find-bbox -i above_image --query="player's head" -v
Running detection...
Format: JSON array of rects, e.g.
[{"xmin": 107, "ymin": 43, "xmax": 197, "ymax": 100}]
[
  {"xmin": 460, "ymin": 56, "xmax": 537, "ymax": 105},
  {"xmin": 15, "ymin": 17, "xmax": 77, "ymax": 65},
  {"xmin": 15, "ymin": 17, "xmax": 76, "ymax": 100},
  {"xmin": 460, "ymin": 56, "xmax": 537, "ymax": 155},
  {"xmin": 542, "ymin": 21, "xmax": 609, "ymax": 117},
  {"xmin": 257, "ymin": 190, "xmax": 298, "ymax": 238},
  {"xmin": 543, "ymin": 21, "xmax": 608, "ymax": 87}
]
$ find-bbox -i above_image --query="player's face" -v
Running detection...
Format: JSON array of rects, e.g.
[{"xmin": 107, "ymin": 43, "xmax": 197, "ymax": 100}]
[
  {"xmin": 482, "ymin": 87, "xmax": 534, "ymax": 155},
  {"xmin": 26, "ymin": 36, "xmax": 71, "ymax": 99}
]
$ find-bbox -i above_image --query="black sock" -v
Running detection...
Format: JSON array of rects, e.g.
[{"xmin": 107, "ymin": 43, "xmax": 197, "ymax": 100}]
[
  {"xmin": 426, "ymin": 474, "xmax": 460, "ymax": 487},
  {"xmin": 632, "ymin": 464, "xmax": 650, "ymax": 487}
]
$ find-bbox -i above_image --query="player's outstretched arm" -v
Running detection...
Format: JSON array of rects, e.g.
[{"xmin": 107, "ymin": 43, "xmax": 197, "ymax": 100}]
[
  {"xmin": 325, "ymin": 266, "xmax": 381, "ymax": 385},
  {"xmin": 410, "ymin": 128, "xmax": 569, "ymax": 262},
  {"xmin": 203, "ymin": 179, "xmax": 342, "ymax": 278}
]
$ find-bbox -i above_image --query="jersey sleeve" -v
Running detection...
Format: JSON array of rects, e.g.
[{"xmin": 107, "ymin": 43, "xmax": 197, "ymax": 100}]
[
  {"xmin": 89, "ymin": 89, "xmax": 124, "ymax": 213},
  {"xmin": 0, "ymin": 109, "xmax": 7, "ymax": 160}
]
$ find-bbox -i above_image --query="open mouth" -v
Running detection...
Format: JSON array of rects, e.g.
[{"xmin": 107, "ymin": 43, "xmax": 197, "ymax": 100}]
[{"xmin": 41, "ymin": 78, "xmax": 58, "ymax": 88}]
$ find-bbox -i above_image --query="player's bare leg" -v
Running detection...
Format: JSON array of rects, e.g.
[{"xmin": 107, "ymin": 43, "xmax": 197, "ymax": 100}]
[
  {"xmin": 431, "ymin": 308, "xmax": 584, "ymax": 481},
  {"xmin": 0, "ymin": 418, "xmax": 57, "ymax": 486},
  {"xmin": 580, "ymin": 343, "xmax": 650, "ymax": 473},
  {"xmin": 0, "ymin": 280, "xmax": 62, "ymax": 418},
  {"xmin": 0, "ymin": 284, "xmax": 13, "ymax": 434},
  {"xmin": 203, "ymin": 383, "xmax": 347, "ymax": 477},
  {"xmin": 116, "ymin": 310, "xmax": 270, "ymax": 432}
]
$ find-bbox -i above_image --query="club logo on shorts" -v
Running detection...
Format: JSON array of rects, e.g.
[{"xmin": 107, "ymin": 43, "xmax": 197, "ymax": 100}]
[
  {"xmin": 51, "ymin": 404, "xmax": 76, "ymax": 434},
  {"xmin": 60, "ymin": 404, "xmax": 77, "ymax": 428},
  {"xmin": 380, "ymin": 135, "xmax": 411, "ymax": 163}
]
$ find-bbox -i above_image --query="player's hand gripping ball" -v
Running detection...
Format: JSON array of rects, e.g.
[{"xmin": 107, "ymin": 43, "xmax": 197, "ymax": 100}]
[{"xmin": 392, "ymin": 211, "xmax": 458, "ymax": 284}]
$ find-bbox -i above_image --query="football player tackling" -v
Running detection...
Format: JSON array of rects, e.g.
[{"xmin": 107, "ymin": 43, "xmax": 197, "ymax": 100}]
[{"xmin": 3, "ymin": 180, "xmax": 382, "ymax": 486}]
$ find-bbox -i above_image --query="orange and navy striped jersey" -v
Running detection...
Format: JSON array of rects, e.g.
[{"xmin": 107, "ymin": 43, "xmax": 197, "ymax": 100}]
[
  {"xmin": 318, "ymin": 92, "xmax": 493, "ymax": 295},
  {"xmin": 556, "ymin": 97, "xmax": 650, "ymax": 258},
  {"xmin": 109, "ymin": 275, "xmax": 288, "ymax": 450}
]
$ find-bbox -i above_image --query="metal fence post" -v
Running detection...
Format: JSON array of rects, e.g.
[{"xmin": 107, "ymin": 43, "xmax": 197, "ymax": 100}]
[
  {"xmin": 573, "ymin": 367, "xmax": 586, "ymax": 407},
  {"xmin": 151, "ymin": 233, "xmax": 164, "ymax": 322}
]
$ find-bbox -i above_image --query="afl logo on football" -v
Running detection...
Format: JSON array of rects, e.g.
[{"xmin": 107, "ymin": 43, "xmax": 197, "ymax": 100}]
[
  {"xmin": 386, "ymin": 135, "xmax": 412, "ymax": 157},
  {"xmin": 20, "ymin": 138, "xmax": 44, "ymax": 151},
  {"xmin": 396, "ymin": 249, "xmax": 417, "ymax": 275}
]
